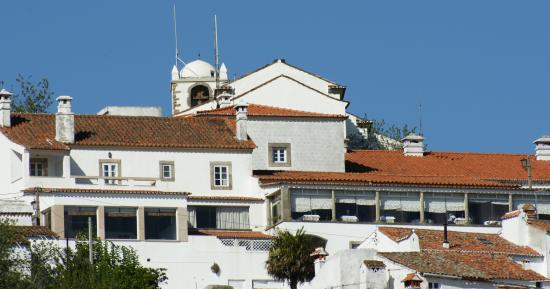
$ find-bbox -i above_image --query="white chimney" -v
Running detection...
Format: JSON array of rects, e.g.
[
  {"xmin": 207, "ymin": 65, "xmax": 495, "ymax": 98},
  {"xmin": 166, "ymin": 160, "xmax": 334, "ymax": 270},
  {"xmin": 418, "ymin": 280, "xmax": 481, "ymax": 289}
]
[
  {"xmin": 55, "ymin": 96, "xmax": 74, "ymax": 144},
  {"xmin": 534, "ymin": 136, "xmax": 550, "ymax": 161},
  {"xmin": 310, "ymin": 247, "xmax": 329, "ymax": 274},
  {"xmin": 0, "ymin": 89, "xmax": 13, "ymax": 127},
  {"xmin": 235, "ymin": 102, "xmax": 248, "ymax": 141},
  {"xmin": 402, "ymin": 134, "xmax": 425, "ymax": 157}
]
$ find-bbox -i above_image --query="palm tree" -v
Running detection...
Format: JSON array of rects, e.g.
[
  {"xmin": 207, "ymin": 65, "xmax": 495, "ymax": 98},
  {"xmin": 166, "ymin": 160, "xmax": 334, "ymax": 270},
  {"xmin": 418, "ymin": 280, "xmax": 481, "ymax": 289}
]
[{"xmin": 266, "ymin": 228, "xmax": 315, "ymax": 289}]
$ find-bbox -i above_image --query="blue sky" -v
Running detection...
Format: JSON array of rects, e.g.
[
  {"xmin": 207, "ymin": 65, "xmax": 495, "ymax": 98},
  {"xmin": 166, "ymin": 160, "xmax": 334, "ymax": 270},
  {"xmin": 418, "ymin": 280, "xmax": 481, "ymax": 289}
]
[{"xmin": 0, "ymin": 1, "xmax": 548, "ymax": 153}]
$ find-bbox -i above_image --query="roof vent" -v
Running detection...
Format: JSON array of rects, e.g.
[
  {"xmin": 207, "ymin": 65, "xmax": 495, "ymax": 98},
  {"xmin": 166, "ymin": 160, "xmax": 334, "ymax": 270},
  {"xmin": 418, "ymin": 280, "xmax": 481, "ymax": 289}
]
[
  {"xmin": 534, "ymin": 136, "xmax": 550, "ymax": 161},
  {"xmin": 273, "ymin": 58, "xmax": 286, "ymax": 64},
  {"xmin": 402, "ymin": 134, "xmax": 425, "ymax": 157},
  {"xmin": 0, "ymin": 89, "xmax": 13, "ymax": 127}
]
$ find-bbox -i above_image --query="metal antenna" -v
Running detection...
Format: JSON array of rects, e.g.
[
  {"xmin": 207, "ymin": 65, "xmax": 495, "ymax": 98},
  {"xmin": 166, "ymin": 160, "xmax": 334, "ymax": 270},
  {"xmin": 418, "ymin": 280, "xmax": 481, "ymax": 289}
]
[
  {"xmin": 418, "ymin": 101, "xmax": 423, "ymax": 136},
  {"xmin": 173, "ymin": 3, "xmax": 185, "ymax": 68},
  {"xmin": 214, "ymin": 15, "xmax": 220, "ymax": 88}
]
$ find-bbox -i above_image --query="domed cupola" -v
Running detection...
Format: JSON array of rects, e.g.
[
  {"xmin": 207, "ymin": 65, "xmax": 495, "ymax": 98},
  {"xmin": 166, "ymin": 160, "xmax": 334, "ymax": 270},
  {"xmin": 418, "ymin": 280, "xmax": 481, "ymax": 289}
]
[{"xmin": 180, "ymin": 60, "xmax": 216, "ymax": 78}]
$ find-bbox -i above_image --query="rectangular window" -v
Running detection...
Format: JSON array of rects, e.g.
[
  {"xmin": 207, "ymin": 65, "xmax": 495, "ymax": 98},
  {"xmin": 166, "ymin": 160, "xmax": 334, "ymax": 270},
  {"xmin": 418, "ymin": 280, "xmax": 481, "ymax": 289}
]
[
  {"xmin": 104, "ymin": 207, "xmax": 137, "ymax": 239},
  {"xmin": 268, "ymin": 143, "xmax": 291, "ymax": 167},
  {"xmin": 145, "ymin": 208, "xmax": 176, "ymax": 240},
  {"xmin": 272, "ymin": 147, "xmax": 287, "ymax": 163},
  {"xmin": 99, "ymin": 160, "xmax": 121, "ymax": 185},
  {"xmin": 210, "ymin": 162, "xmax": 232, "ymax": 189},
  {"xmin": 30, "ymin": 158, "xmax": 48, "ymax": 176},
  {"xmin": 159, "ymin": 161, "xmax": 175, "ymax": 181},
  {"xmin": 429, "ymin": 283, "xmax": 439, "ymax": 289},
  {"xmin": 64, "ymin": 206, "xmax": 97, "ymax": 239},
  {"xmin": 188, "ymin": 206, "xmax": 250, "ymax": 230}
]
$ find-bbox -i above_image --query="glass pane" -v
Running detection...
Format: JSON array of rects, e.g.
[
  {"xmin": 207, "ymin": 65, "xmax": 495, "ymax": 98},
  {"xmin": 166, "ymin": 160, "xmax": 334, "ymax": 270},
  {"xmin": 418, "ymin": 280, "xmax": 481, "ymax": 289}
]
[
  {"xmin": 64, "ymin": 207, "xmax": 97, "ymax": 239},
  {"xmin": 105, "ymin": 207, "xmax": 137, "ymax": 239},
  {"xmin": 145, "ymin": 208, "xmax": 176, "ymax": 240}
]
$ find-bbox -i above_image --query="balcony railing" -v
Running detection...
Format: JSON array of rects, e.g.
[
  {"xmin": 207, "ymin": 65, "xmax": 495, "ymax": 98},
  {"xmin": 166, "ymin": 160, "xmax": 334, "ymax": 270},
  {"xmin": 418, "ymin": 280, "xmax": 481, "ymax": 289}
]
[{"xmin": 25, "ymin": 175, "xmax": 166, "ymax": 190}]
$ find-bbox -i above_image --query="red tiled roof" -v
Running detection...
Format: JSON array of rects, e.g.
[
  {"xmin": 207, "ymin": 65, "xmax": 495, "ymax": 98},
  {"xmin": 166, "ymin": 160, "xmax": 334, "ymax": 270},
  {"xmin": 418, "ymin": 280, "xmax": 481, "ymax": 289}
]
[
  {"xmin": 22, "ymin": 187, "xmax": 190, "ymax": 196},
  {"xmin": 401, "ymin": 272, "xmax": 422, "ymax": 282},
  {"xmin": 255, "ymin": 171, "xmax": 519, "ymax": 189},
  {"xmin": 12, "ymin": 226, "xmax": 58, "ymax": 243},
  {"xmin": 378, "ymin": 227, "xmax": 539, "ymax": 256},
  {"xmin": 529, "ymin": 220, "xmax": 550, "ymax": 233},
  {"xmin": 346, "ymin": 150, "xmax": 550, "ymax": 182},
  {"xmin": 381, "ymin": 251, "xmax": 547, "ymax": 281},
  {"xmin": 190, "ymin": 230, "xmax": 272, "ymax": 239},
  {"xmin": 256, "ymin": 150, "xmax": 550, "ymax": 188},
  {"xmin": 501, "ymin": 210, "xmax": 521, "ymax": 220},
  {"xmin": 1, "ymin": 113, "xmax": 255, "ymax": 150},
  {"xmin": 188, "ymin": 196, "xmax": 263, "ymax": 201},
  {"xmin": 195, "ymin": 104, "xmax": 346, "ymax": 119}
]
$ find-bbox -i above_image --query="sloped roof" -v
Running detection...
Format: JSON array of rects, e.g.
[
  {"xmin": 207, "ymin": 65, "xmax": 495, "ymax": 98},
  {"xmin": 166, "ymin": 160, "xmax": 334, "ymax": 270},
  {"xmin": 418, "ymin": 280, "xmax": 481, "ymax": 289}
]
[
  {"xmin": 378, "ymin": 227, "xmax": 539, "ymax": 256},
  {"xmin": 195, "ymin": 104, "xmax": 346, "ymax": 119},
  {"xmin": 256, "ymin": 150, "xmax": 550, "ymax": 189},
  {"xmin": 528, "ymin": 220, "xmax": 550, "ymax": 233},
  {"xmin": 22, "ymin": 187, "xmax": 190, "ymax": 196},
  {"xmin": 255, "ymin": 170, "xmax": 519, "ymax": 189},
  {"xmin": 13, "ymin": 226, "xmax": 58, "ymax": 243},
  {"xmin": 1, "ymin": 113, "xmax": 255, "ymax": 150},
  {"xmin": 381, "ymin": 251, "xmax": 546, "ymax": 282},
  {"xmin": 346, "ymin": 150, "xmax": 550, "ymax": 182}
]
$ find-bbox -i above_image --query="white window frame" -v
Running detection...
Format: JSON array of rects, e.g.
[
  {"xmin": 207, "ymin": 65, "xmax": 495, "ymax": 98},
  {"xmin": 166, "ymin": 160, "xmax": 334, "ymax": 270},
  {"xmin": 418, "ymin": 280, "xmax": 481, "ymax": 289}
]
[
  {"xmin": 429, "ymin": 282, "xmax": 440, "ymax": 289},
  {"xmin": 268, "ymin": 143, "xmax": 291, "ymax": 167},
  {"xmin": 159, "ymin": 161, "xmax": 175, "ymax": 181},
  {"xmin": 30, "ymin": 158, "xmax": 48, "ymax": 176},
  {"xmin": 99, "ymin": 159, "xmax": 121, "ymax": 185},
  {"xmin": 210, "ymin": 162, "xmax": 232, "ymax": 190}
]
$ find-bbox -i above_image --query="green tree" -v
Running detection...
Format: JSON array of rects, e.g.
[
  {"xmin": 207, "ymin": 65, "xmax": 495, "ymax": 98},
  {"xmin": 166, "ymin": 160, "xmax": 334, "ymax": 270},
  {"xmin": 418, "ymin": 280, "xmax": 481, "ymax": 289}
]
[
  {"xmin": 266, "ymin": 228, "xmax": 315, "ymax": 289},
  {"xmin": 0, "ymin": 219, "xmax": 31, "ymax": 289},
  {"xmin": 0, "ymin": 220, "xmax": 167, "ymax": 289},
  {"xmin": 0, "ymin": 74, "xmax": 54, "ymax": 113}
]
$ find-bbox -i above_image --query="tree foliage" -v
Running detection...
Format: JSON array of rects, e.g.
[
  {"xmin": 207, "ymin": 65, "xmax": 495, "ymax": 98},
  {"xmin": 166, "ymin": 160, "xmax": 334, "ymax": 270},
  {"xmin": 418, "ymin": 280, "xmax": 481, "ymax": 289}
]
[
  {"xmin": 0, "ymin": 74, "xmax": 54, "ymax": 113},
  {"xmin": 0, "ymin": 220, "xmax": 167, "ymax": 289},
  {"xmin": 347, "ymin": 115, "xmax": 418, "ymax": 150},
  {"xmin": 266, "ymin": 228, "xmax": 315, "ymax": 289}
]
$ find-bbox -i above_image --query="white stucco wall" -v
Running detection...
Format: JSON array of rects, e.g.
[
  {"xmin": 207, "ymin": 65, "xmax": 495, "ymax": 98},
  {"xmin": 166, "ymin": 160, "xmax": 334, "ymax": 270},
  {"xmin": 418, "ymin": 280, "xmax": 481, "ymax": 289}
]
[
  {"xmin": 231, "ymin": 61, "xmax": 342, "ymax": 101},
  {"xmin": 275, "ymin": 222, "xmax": 501, "ymax": 255},
  {"xmin": 233, "ymin": 76, "xmax": 346, "ymax": 115},
  {"xmin": 359, "ymin": 231, "xmax": 420, "ymax": 253},
  {"xmin": 46, "ymin": 235, "xmax": 278, "ymax": 289},
  {"xmin": 247, "ymin": 118, "xmax": 345, "ymax": 172},
  {"xmin": 305, "ymin": 249, "xmax": 378, "ymax": 289},
  {"xmin": 68, "ymin": 147, "xmax": 257, "ymax": 198}
]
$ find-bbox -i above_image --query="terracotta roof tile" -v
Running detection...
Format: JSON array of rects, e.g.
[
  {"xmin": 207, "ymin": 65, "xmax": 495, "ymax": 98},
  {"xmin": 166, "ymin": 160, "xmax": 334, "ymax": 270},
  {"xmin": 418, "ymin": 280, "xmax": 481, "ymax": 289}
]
[
  {"xmin": 1, "ymin": 113, "xmax": 255, "ymax": 150},
  {"xmin": 256, "ymin": 150, "xmax": 550, "ymax": 188},
  {"xmin": 255, "ymin": 170, "xmax": 518, "ymax": 189},
  {"xmin": 346, "ymin": 150, "xmax": 550, "ymax": 183},
  {"xmin": 529, "ymin": 220, "xmax": 550, "ymax": 233},
  {"xmin": 501, "ymin": 210, "xmax": 521, "ymax": 220},
  {"xmin": 363, "ymin": 260, "xmax": 385, "ymax": 268},
  {"xmin": 381, "ymin": 251, "xmax": 547, "ymax": 281},
  {"xmin": 378, "ymin": 227, "xmax": 540, "ymax": 256},
  {"xmin": 22, "ymin": 187, "xmax": 190, "ymax": 196},
  {"xmin": 13, "ymin": 226, "xmax": 58, "ymax": 243},
  {"xmin": 195, "ymin": 104, "xmax": 347, "ymax": 119},
  {"xmin": 190, "ymin": 230, "xmax": 272, "ymax": 239},
  {"xmin": 401, "ymin": 272, "xmax": 422, "ymax": 282},
  {"xmin": 188, "ymin": 196, "xmax": 263, "ymax": 201}
]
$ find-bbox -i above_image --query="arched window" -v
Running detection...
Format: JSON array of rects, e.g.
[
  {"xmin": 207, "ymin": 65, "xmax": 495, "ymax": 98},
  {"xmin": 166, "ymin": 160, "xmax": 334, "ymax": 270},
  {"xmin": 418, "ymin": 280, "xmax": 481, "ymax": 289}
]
[{"xmin": 190, "ymin": 85, "xmax": 210, "ymax": 107}]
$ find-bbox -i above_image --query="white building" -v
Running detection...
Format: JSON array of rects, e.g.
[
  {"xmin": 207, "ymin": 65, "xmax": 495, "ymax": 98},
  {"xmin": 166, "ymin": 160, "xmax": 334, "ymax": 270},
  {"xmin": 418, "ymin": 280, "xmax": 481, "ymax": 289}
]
[{"xmin": 1, "ymin": 55, "xmax": 550, "ymax": 289}]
